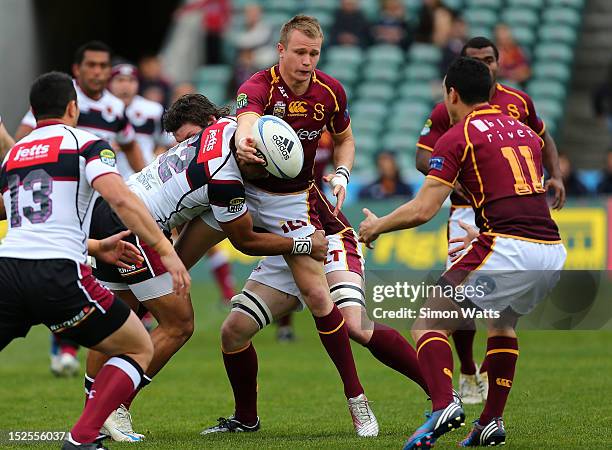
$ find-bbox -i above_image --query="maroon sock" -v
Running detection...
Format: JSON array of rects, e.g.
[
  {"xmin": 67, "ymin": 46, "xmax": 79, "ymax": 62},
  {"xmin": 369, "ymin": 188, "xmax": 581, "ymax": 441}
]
[
  {"xmin": 416, "ymin": 332, "xmax": 454, "ymax": 411},
  {"xmin": 213, "ymin": 262, "xmax": 236, "ymax": 302},
  {"xmin": 314, "ymin": 305, "xmax": 364, "ymax": 399},
  {"xmin": 480, "ymin": 356, "xmax": 489, "ymax": 374},
  {"xmin": 365, "ymin": 323, "xmax": 429, "ymax": 395},
  {"xmin": 122, "ymin": 374, "xmax": 152, "ymax": 409},
  {"xmin": 480, "ymin": 336, "xmax": 518, "ymax": 424},
  {"xmin": 223, "ymin": 343, "xmax": 258, "ymax": 425},
  {"xmin": 452, "ymin": 329, "xmax": 477, "ymax": 375},
  {"xmin": 277, "ymin": 313, "xmax": 293, "ymax": 327},
  {"xmin": 71, "ymin": 356, "xmax": 142, "ymax": 444}
]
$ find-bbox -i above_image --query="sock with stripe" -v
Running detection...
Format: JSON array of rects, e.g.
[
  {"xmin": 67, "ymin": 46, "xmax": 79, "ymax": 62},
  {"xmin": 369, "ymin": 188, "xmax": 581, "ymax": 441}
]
[
  {"xmin": 416, "ymin": 332, "xmax": 454, "ymax": 411},
  {"xmin": 222, "ymin": 342, "xmax": 258, "ymax": 425},
  {"xmin": 84, "ymin": 373, "xmax": 95, "ymax": 406},
  {"xmin": 313, "ymin": 304, "xmax": 364, "ymax": 399},
  {"xmin": 452, "ymin": 329, "xmax": 477, "ymax": 375},
  {"xmin": 71, "ymin": 355, "xmax": 142, "ymax": 444},
  {"xmin": 479, "ymin": 336, "xmax": 518, "ymax": 424},
  {"xmin": 365, "ymin": 323, "xmax": 429, "ymax": 395}
]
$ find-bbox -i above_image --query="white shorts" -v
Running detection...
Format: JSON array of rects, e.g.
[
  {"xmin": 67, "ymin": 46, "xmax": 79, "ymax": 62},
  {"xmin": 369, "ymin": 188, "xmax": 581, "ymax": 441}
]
[
  {"xmin": 248, "ymin": 229, "xmax": 365, "ymax": 309},
  {"xmin": 444, "ymin": 234, "xmax": 567, "ymax": 315},
  {"xmin": 99, "ymin": 273, "xmax": 174, "ymax": 302},
  {"xmin": 447, "ymin": 206, "xmax": 477, "ymax": 269}
]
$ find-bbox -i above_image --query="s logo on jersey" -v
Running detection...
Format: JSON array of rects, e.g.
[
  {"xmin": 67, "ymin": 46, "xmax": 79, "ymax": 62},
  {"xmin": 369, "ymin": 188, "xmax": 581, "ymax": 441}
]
[
  {"xmin": 237, "ymin": 93, "xmax": 248, "ymax": 109},
  {"xmin": 313, "ymin": 103, "xmax": 325, "ymax": 121},
  {"xmin": 228, "ymin": 197, "xmax": 245, "ymax": 213},
  {"xmin": 100, "ymin": 149, "xmax": 116, "ymax": 167}
]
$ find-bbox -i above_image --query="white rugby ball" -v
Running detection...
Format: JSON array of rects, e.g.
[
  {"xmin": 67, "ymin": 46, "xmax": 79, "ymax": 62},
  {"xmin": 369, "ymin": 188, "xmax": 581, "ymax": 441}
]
[{"xmin": 251, "ymin": 115, "xmax": 304, "ymax": 179}]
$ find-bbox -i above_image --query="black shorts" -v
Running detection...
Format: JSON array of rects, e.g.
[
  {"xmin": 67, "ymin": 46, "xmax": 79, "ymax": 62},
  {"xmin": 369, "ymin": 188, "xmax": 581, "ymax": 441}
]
[
  {"xmin": 0, "ymin": 258, "xmax": 130, "ymax": 350},
  {"xmin": 90, "ymin": 197, "xmax": 170, "ymax": 288}
]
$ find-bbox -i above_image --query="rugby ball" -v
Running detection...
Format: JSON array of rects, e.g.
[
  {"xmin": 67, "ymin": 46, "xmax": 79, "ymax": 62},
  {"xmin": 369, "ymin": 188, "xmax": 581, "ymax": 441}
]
[{"xmin": 251, "ymin": 115, "xmax": 304, "ymax": 179}]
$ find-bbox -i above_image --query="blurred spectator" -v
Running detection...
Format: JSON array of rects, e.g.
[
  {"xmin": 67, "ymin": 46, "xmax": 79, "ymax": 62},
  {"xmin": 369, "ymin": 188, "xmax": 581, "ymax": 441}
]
[
  {"xmin": 495, "ymin": 24, "xmax": 531, "ymax": 85},
  {"xmin": 176, "ymin": 0, "xmax": 231, "ymax": 64},
  {"xmin": 230, "ymin": 48, "xmax": 259, "ymax": 98},
  {"xmin": 414, "ymin": 0, "xmax": 453, "ymax": 46},
  {"xmin": 440, "ymin": 14, "xmax": 468, "ymax": 75},
  {"xmin": 597, "ymin": 152, "xmax": 612, "ymax": 194},
  {"xmin": 359, "ymin": 151, "xmax": 412, "ymax": 200},
  {"xmin": 171, "ymin": 82, "xmax": 197, "ymax": 105},
  {"xmin": 330, "ymin": 0, "xmax": 371, "ymax": 47},
  {"xmin": 314, "ymin": 130, "xmax": 335, "ymax": 189},
  {"xmin": 559, "ymin": 153, "xmax": 589, "ymax": 197},
  {"xmin": 138, "ymin": 54, "xmax": 172, "ymax": 107},
  {"xmin": 593, "ymin": 62, "xmax": 612, "ymax": 143},
  {"xmin": 371, "ymin": 0, "xmax": 412, "ymax": 49},
  {"xmin": 233, "ymin": 4, "xmax": 276, "ymax": 68}
]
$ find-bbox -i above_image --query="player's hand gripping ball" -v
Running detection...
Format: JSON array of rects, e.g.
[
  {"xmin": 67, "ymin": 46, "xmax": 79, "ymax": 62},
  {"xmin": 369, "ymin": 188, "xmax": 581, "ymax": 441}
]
[{"xmin": 251, "ymin": 115, "xmax": 304, "ymax": 179}]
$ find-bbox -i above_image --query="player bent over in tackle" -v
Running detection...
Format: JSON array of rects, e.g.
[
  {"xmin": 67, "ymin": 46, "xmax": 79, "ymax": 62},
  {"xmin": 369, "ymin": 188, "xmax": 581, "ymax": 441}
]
[
  {"xmin": 83, "ymin": 94, "xmax": 328, "ymax": 442},
  {"xmin": 0, "ymin": 72, "xmax": 191, "ymax": 450},
  {"xmin": 359, "ymin": 58, "xmax": 566, "ymax": 448}
]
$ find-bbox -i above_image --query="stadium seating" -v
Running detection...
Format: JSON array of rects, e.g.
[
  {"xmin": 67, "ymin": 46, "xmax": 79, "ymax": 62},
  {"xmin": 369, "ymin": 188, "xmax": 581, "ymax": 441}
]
[{"xmin": 190, "ymin": 0, "xmax": 585, "ymax": 185}]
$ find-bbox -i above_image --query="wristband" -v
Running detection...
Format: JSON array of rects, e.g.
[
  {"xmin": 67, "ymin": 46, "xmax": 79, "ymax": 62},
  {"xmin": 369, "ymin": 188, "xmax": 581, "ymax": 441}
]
[
  {"xmin": 291, "ymin": 237, "xmax": 312, "ymax": 255},
  {"xmin": 335, "ymin": 165, "xmax": 350, "ymax": 183}
]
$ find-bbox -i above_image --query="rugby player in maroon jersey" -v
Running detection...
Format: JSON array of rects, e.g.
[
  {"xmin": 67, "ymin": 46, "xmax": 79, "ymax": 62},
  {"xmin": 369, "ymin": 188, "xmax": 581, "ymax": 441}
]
[
  {"xmin": 415, "ymin": 37, "xmax": 565, "ymax": 404},
  {"xmin": 360, "ymin": 57, "xmax": 566, "ymax": 449}
]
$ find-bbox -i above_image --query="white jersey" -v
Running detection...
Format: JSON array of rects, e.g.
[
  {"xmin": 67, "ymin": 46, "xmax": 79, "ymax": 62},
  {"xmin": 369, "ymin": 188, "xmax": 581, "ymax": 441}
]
[
  {"xmin": 126, "ymin": 117, "xmax": 246, "ymax": 233},
  {"xmin": 21, "ymin": 80, "xmax": 135, "ymax": 145},
  {"xmin": 0, "ymin": 122, "xmax": 120, "ymax": 263},
  {"xmin": 117, "ymin": 95, "xmax": 174, "ymax": 178}
]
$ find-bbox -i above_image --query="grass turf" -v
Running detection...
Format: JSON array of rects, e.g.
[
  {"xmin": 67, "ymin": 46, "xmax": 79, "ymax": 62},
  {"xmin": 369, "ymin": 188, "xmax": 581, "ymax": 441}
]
[{"xmin": 1, "ymin": 281, "xmax": 611, "ymax": 449}]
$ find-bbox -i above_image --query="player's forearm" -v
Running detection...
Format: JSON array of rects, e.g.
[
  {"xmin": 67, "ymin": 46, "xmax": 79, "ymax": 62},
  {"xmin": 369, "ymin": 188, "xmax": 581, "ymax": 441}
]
[
  {"xmin": 236, "ymin": 114, "xmax": 258, "ymax": 143},
  {"xmin": 332, "ymin": 128, "xmax": 355, "ymax": 171},
  {"xmin": 542, "ymin": 132, "xmax": 562, "ymax": 180},
  {"xmin": 230, "ymin": 231, "xmax": 294, "ymax": 256},
  {"xmin": 374, "ymin": 200, "xmax": 433, "ymax": 235},
  {"xmin": 121, "ymin": 141, "xmax": 146, "ymax": 172}
]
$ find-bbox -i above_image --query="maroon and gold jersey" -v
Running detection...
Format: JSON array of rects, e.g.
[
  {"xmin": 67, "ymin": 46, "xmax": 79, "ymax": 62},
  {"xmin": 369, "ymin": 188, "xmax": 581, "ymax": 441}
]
[
  {"xmin": 418, "ymin": 83, "xmax": 546, "ymax": 207},
  {"xmin": 236, "ymin": 65, "xmax": 350, "ymax": 193},
  {"xmin": 427, "ymin": 106, "xmax": 560, "ymax": 242}
]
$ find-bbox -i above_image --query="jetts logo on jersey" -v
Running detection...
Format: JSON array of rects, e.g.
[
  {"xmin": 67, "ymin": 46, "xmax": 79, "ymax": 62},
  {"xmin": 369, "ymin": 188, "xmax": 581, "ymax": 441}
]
[
  {"xmin": 272, "ymin": 134, "xmax": 294, "ymax": 160},
  {"xmin": 288, "ymin": 101, "xmax": 308, "ymax": 117},
  {"xmin": 228, "ymin": 197, "xmax": 245, "ymax": 213},
  {"xmin": 278, "ymin": 85, "xmax": 289, "ymax": 99},
  {"xmin": 197, "ymin": 121, "xmax": 228, "ymax": 164},
  {"xmin": 236, "ymin": 93, "xmax": 248, "ymax": 109},
  {"xmin": 7, "ymin": 136, "xmax": 62, "ymax": 170},
  {"xmin": 99, "ymin": 149, "xmax": 116, "ymax": 167},
  {"xmin": 118, "ymin": 261, "xmax": 148, "ymax": 277},
  {"xmin": 273, "ymin": 101, "xmax": 286, "ymax": 118}
]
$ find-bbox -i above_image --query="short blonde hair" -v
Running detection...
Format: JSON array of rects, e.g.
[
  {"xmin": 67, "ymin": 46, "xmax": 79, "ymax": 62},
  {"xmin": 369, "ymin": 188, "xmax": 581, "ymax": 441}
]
[{"xmin": 279, "ymin": 15, "xmax": 324, "ymax": 47}]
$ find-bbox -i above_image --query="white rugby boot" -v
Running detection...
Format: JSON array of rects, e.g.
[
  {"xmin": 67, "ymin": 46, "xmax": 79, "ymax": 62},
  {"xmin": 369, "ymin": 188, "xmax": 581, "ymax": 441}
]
[
  {"xmin": 348, "ymin": 393, "xmax": 379, "ymax": 437},
  {"xmin": 459, "ymin": 365, "xmax": 487, "ymax": 404},
  {"xmin": 101, "ymin": 404, "xmax": 145, "ymax": 442}
]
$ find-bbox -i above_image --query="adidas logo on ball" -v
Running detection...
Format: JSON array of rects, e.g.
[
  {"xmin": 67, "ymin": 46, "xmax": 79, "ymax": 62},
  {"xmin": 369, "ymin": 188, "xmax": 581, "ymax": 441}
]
[{"xmin": 272, "ymin": 134, "xmax": 294, "ymax": 160}]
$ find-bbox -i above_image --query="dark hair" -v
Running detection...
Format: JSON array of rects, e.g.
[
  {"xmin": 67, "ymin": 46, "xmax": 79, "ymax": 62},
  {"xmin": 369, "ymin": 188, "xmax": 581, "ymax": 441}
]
[
  {"xmin": 163, "ymin": 94, "xmax": 230, "ymax": 132},
  {"xmin": 444, "ymin": 57, "xmax": 492, "ymax": 105},
  {"xmin": 74, "ymin": 40, "xmax": 112, "ymax": 65},
  {"xmin": 30, "ymin": 71, "xmax": 77, "ymax": 121},
  {"xmin": 461, "ymin": 36, "xmax": 499, "ymax": 61}
]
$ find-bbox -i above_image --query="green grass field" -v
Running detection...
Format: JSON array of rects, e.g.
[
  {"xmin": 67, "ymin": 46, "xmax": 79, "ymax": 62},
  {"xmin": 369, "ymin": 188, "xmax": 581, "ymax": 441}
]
[{"xmin": 1, "ymin": 281, "xmax": 611, "ymax": 449}]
